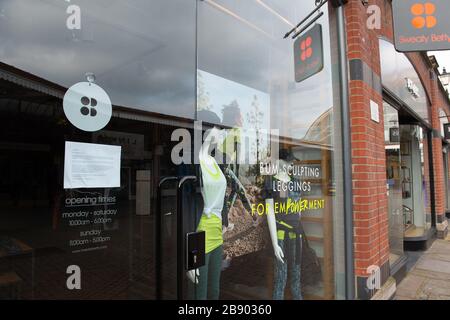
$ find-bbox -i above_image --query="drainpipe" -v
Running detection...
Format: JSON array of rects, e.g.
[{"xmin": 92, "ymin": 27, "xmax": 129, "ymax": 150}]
[{"xmin": 334, "ymin": 0, "xmax": 355, "ymax": 300}]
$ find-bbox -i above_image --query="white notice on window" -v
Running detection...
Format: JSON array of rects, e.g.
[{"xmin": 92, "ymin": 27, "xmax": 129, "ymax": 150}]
[{"xmin": 64, "ymin": 141, "xmax": 121, "ymax": 189}]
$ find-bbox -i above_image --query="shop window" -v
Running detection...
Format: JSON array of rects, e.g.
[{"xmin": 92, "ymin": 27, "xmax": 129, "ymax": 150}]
[
  {"xmin": 399, "ymin": 125, "xmax": 432, "ymax": 238},
  {"xmin": 0, "ymin": 0, "xmax": 197, "ymax": 300},
  {"xmin": 439, "ymin": 109, "xmax": 450, "ymax": 211},
  {"xmin": 383, "ymin": 102, "xmax": 404, "ymax": 266},
  {"xmin": 0, "ymin": 0, "xmax": 346, "ymax": 300},
  {"xmin": 194, "ymin": 0, "xmax": 345, "ymax": 300},
  {"xmin": 379, "ymin": 39, "xmax": 430, "ymax": 124}
]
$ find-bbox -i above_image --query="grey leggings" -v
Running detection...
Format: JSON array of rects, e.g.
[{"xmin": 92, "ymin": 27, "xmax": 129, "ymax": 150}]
[
  {"xmin": 190, "ymin": 245, "xmax": 223, "ymax": 300},
  {"xmin": 273, "ymin": 238, "xmax": 303, "ymax": 300}
]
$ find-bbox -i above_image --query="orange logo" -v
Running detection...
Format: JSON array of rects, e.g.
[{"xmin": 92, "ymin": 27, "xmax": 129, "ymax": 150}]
[
  {"xmin": 411, "ymin": 2, "xmax": 437, "ymax": 29},
  {"xmin": 300, "ymin": 37, "xmax": 313, "ymax": 61}
]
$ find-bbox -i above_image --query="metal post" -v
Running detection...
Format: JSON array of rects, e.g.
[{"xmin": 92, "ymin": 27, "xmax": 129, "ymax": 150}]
[{"xmin": 336, "ymin": 4, "xmax": 355, "ymax": 300}]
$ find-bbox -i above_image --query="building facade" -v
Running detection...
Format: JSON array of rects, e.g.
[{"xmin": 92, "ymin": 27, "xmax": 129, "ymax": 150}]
[
  {"xmin": 345, "ymin": 0, "xmax": 450, "ymax": 299},
  {"xmin": 0, "ymin": 0, "xmax": 448, "ymax": 300}
]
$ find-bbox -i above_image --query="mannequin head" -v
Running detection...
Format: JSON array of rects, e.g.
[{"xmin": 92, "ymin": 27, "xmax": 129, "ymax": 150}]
[
  {"xmin": 197, "ymin": 110, "xmax": 226, "ymax": 160},
  {"xmin": 222, "ymin": 100, "xmax": 242, "ymax": 128}
]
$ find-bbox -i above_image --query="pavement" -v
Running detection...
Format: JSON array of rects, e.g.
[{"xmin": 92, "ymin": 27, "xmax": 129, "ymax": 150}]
[{"xmin": 396, "ymin": 237, "xmax": 450, "ymax": 300}]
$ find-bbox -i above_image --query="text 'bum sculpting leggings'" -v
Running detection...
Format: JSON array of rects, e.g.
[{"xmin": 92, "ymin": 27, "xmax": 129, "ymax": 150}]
[
  {"xmin": 273, "ymin": 237, "xmax": 303, "ymax": 300},
  {"xmin": 190, "ymin": 245, "xmax": 223, "ymax": 300}
]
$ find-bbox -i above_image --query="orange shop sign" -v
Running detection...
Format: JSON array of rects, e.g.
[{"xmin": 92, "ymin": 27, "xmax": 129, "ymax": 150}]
[
  {"xmin": 393, "ymin": 0, "xmax": 450, "ymax": 52},
  {"xmin": 293, "ymin": 24, "xmax": 324, "ymax": 83}
]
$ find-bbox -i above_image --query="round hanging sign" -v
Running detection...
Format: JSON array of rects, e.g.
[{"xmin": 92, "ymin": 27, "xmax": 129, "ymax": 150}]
[{"xmin": 63, "ymin": 82, "xmax": 112, "ymax": 132}]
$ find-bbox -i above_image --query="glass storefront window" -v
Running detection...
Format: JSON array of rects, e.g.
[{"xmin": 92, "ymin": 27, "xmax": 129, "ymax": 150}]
[
  {"xmin": 444, "ymin": 151, "xmax": 450, "ymax": 212},
  {"xmin": 383, "ymin": 102, "xmax": 403, "ymax": 266},
  {"xmin": 0, "ymin": 0, "xmax": 198, "ymax": 300},
  {"xmin": 399, "ymin": 125, "xmax": 432, "ymax": 238},
  {"xmin": 438, "ymin": 109, "xmax": 450, "ymax": 212},
  {"xmin": 194, "ymin": 0, "xmax": 345, "ymax": 300},
  {"xmin": 0, "ymin": 0, "xmax": 345, "ymax": 300},
  {"xmin": 379, "ymin": 39, "xmax": 430, "ymax": 124}
]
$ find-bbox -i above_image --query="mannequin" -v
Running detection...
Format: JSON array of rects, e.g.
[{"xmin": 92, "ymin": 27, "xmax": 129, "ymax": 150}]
[
  {"xmin": 218, "ymin": 102, "xmax": 253, "ymax": 229},
  {"xmin": 187, "ymin": 126, "xmax": 227, "ymax": 300},
  {"xmin": 265, "ymin": 150, "xmax": 303, "ymax": 300},
  {"xmin": 188, "ymin": 108, "xmax": 253, "ymax": 299},
  {"xmin": 219, "ymin": 129, "xmax": 253, "ymax": 231}
]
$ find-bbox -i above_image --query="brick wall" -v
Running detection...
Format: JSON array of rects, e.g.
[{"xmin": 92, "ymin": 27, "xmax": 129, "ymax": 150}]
[
  {"xmin": 344, "ymin": 0, "xmax": 450, "ymax": 298},
  {"xmin": 345, "ymin": 0, "xmax": 389, "ymax": 289}
]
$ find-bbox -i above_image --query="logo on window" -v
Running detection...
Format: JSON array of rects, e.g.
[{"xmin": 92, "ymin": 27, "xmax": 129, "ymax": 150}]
[
  {"xmin": 411, "ymin": 2, "xmax": 437, "ymax": 29},
  {"xmin": 63, "ymin": 82, "xmax": 112, "ymax": 132},
  {"xmin": 80, "ymin": 96, "xmax": 98, "ymax": 117},
  {"xmin": 300, "ymin": 36, "xmax": 313, "ymax": 62}
]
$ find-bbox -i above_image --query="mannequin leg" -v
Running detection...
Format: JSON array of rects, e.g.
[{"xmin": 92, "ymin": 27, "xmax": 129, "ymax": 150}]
[
  {"xmin": 289, "ymin": 236, "xmax": 303, "ymax": 300},
  {"xmin": 272, "ymin": 239, "xmax": 287, "ymax": 300},
  {"xmin": 194, "ymin": 252, "xmax": 211, "ymax": 300},
  {"xmin": 207, "ymin": 245, "xmax": 223, "ymax": 300}
]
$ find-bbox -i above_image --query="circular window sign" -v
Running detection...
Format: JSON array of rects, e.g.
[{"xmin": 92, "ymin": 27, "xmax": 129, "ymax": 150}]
[{"xmin": 63, "ymin": 82, "xmax": 112, "ymax": 132}]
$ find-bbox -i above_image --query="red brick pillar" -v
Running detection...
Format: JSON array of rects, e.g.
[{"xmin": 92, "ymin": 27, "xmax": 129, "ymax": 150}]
[
  {"xmin": 345, "ymin": 0, "xmax": 390, "ymax": 299},
  {"xmin": 429, "ymin": 73, "xmax": 448, "ymax": 239}
]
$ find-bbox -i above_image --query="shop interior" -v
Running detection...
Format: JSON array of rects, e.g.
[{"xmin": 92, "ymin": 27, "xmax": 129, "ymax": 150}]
[{"xmin": 384, "ymin": 99, "xmax": 433, "ymax": 265}]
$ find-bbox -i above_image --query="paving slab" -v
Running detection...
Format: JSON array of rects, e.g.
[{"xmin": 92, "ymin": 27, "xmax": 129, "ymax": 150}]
[
  {"xmin": 396, "ymin": 239, "xmax": 450, "ymax": 300},
  {"xmin": 415, "ymin": 258, "xmax": 450, "ymax": 274},
  {"xmin": 395, "ymin": 274, "xmax": 427, "ymax": 298},
  {"xmin": 426, "ymin": 253, "xmax": 450, "ymax": 263},
  {"xmin": 426, "ymin": 241, "xmax": 450, "ymax": 254},
  {"xmin": 394, "ymin": 295, "xmax": 413, "ymax": 300},
  {"xmin": 412, "ymin": 268, "xmax": 450, "ymax": 282}
]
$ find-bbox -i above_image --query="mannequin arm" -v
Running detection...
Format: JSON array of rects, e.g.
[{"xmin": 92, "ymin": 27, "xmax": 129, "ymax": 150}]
[
  {"xmin": 224, "ymin": 167, "xmax": 252, "ymax": 212},
  {"xmin": 266, "ymin": 198, "xmax": 284, "ymax": 264}
]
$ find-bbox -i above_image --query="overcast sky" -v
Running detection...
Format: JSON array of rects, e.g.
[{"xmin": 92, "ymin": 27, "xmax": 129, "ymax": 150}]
[{"xmin": 429, "ymin": 51, "xmax": 450, "ymax": 74}]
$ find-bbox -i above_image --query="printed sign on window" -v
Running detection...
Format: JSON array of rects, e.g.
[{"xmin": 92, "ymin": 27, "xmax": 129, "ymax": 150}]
[
  {"xmin": 64, "ymin": 141, "xmax": 121, "ymax": 189},
  {"xmin": 293, "ymin": 24, "xmax": 324, "ymax": 83},
  {"xmin": 393, "ymin": 0, "xmax": 450, "ymax": 52}
]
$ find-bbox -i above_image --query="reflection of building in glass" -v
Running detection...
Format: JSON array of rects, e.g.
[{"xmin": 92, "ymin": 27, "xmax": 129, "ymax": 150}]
[{"xmin": 303, "ymin": 108, "xmax": 333, "ymax": 147}]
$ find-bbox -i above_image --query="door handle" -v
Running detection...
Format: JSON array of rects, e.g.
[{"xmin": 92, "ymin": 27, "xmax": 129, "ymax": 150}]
[
  {"xmin": 156, "ymin": 176, "xmax": 198, "ymax": 300},
  {"xmin": 176, "ymin": 176, "xmax": 197, "ymax": 300},
  {"xmin": 156, "ymin": 176, "xmax": 179, "ymax": 300}
]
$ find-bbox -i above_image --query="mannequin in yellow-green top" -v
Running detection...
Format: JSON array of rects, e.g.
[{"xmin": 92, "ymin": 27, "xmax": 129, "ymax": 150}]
[{"xmin": 187, "ymin": 127, "xmax": 227, "ymax": 300}]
